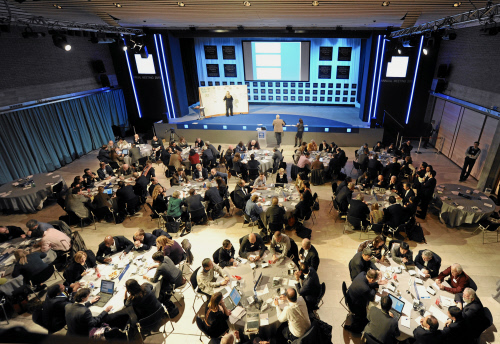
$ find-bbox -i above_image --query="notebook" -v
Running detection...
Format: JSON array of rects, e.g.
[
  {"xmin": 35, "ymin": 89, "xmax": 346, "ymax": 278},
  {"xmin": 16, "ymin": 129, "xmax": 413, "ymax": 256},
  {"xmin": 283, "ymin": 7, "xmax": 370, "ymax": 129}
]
[
  {"xmin": 94, "ymin": 280, "xmax": 115, "ymax": 307},
  {"xmin": 224, "ymin": 287, "xmax": 242, "ymax": 311},
  {"xmin": 388, "ymin": 294, "xmax": 405, "ymax": 321}
]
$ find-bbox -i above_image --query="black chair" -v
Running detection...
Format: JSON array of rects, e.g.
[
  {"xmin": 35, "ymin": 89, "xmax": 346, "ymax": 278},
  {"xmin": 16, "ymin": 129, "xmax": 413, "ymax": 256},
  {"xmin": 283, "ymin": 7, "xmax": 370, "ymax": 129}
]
[
  {"xmin": 351, "ymin": 161, "xmax": 361, "ymax": 176},
  {"xmin": 291, "ymin": 322, "xmax": 319, "ymax": 343},
  {"xmin": 212, "ymin": 247, "xmax": 221, "ymax": 265},
  {"xmin": 51, "ymin": 181, "xmax": 65, "ymax": 199},
  {"xmin": 340, "ymin": 281, "xmax": 353, "ymax": 328},
  {"xmin": 209, "ymin": 201, "xmax": 225, "ymax": 224},
  {"xmin": 166, "ymin": 165, "xmax": 176, "ymax": 178},
  {"xmin": 109, "ymin": 161, "xmax": 120, "ymax": 171},
  {"xmin": 188, "ymin": 207, "xmax": 208, "ymax": 227},
  {"xmin": 248, "ymin": 168, "xmax": 260, "ymax": 183},
  {"xmin": 137, "ymin": 157, "xmax": 147, "ymax": 169},
  {"xmin": 473, "ymin": 219, "xmax": 500, "ymax": 244},
  {"xmin": 310, "ymin": 169, "xmax": 324, "ymax": 186},
  {"xmin": 362, "ymin": 332, "xmax": 384, "ymax": 344},
  {"xmin": 468, "ymin": 277, "xmax": 478, "ymax": 291},
  {"xmin": 136, "ymin": 305, "xmax": 173, "ymax": 342},
  {"xmin": 196, "ymin": 315, "xmax": 216, "ymax": 342},
  {"xmin": 190, "ymin": 267, "xmax": 209, "ymax": 313},
  {"xmin": 146, "ymin": 203, "xmax": 164, "ymax": 229},
  {"xmin": 315, "ymin": 282, "xmax": 326, "ymax": 310}
]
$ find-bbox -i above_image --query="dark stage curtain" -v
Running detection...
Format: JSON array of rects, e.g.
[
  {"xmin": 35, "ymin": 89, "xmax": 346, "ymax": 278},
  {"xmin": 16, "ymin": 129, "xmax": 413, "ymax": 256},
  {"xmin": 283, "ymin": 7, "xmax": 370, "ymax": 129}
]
[
  {"xmin": 0, "ymin": 89, "xmax": 128, "ymax": 185},
  {"xmin": 180, "ymin": 37, "xmax": 200, "ymax": 105}
]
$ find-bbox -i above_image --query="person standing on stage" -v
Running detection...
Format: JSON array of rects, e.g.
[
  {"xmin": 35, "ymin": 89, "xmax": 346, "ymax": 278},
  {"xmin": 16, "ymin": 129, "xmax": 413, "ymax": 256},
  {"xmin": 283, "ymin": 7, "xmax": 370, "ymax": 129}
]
[
  {"xmin": 295, "ymin": 118, "xmax": 304, "ymax": 147},
  {"xmin": 459, "ymin": 141, "xmax": 481, "ymax": 182},
  {"xmin": 273, "ymin": 114, "xmax": 286, "ymax": 147},
  {"xmin": 223, "ymin": 91, "xmax": 233, "ymax": 117}
]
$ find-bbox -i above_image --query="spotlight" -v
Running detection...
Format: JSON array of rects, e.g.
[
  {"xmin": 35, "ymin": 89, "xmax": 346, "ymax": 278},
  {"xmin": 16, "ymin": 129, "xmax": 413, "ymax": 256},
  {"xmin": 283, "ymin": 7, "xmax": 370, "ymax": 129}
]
[
  {"xmin": 22, "ymin": 27, "xmax": 45, "ymax": 38},
  {"xmin": 113, "ymin": 2, "xmax": 122, "ymax": 8},
  {"xmin": 423, "ymin": 48, "xmax": 428, "ymax": 55},
  {"xmin": 453, "ymin": 2, "xmax": 461, "ymax": 7},
  {"xmin": 118, "ymin": 38, "xmax": 127, "ymax": 51},
  {"xmin": 53, "ymin": 4, "xmax": 62, "ymax": 9},
  {"xmin": 243, "ymin": 1, "xmax": 251, "ymax": 6},
  {"xmin": 177, "ymin": 1, "xmax": 185, "ymax": 6},
  {"xmin": 140, "ymin": 46, "xmax": 149, "ymax": 59},
  {"xmin": 382, "ymin": 1, "xmax": 390, "ymax": 6},
  {"xmin": 52, "ymin": 33, "xmax": 71, "ymax": 51},
  {"xmin": 397, "ymin": 48, "xmax": 402, "ymax": 54},
  {"xmin": 312, "ymin": 1, "xmax": 319, "ymax": 6}
]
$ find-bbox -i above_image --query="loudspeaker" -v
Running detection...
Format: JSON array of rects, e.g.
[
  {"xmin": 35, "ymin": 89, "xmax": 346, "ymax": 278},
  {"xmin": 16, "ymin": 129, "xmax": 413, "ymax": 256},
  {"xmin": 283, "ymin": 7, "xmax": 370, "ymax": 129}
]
[
  {"xmin": 100, "ymin": 74, "xmax": 111, "ymax": 87},
  {"xmin": 92, "ymin": 60, "xmax": 106, "ymax": 74},
  {"xmin": 431, "ymin": 78, "xmax": 446, "ymax": 93}
]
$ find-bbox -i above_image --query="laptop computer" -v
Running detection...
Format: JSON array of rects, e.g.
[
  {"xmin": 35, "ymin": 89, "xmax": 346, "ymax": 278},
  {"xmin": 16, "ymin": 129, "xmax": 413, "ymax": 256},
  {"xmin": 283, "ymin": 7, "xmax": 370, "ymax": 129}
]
[
  {"xmin": 388, "ymin": 293, "xmax": 405, "ymax": 321},
  {"xmin": 104, "ymin": 188, "xmax": 113, "ymax": 195},
  {"xmin": 94, "ymin": 280, "xmax": 115, "ymax": 307},
  {"xmin": 224, "ymin": 287, "xmax": 242, "ymax": 311},
  {"xmin": 121, "ymin": 149, "xmax": 129, "ymax": 155}
]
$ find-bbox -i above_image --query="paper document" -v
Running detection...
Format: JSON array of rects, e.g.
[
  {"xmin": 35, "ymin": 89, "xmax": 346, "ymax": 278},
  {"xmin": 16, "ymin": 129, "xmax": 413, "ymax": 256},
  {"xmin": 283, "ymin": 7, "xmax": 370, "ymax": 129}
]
[
  {"xmin": 259, "ymin": 313, "xmax": 269, "ymax": 326},
  {"xmin": 440, "ymin": 295, "xmax": 456, "ymax": 308},
  {"xmin": 401, "ymin": 297, "xmax": 412, "ymax": 316},
  {"xmin": 430, "ymin": 305, "xmax": 449, "ymax": 324},
  {"xmin": 288, "ymin": 279, "xmax": 296, "ymax": 287},
  {"xmin": 416, "ymin": 285, "xmax": 431, "ymax": 299},
  {"xmin": 401, "ymin": 316, "xmax": 411, "ymax": 328},
  {"xmin": 374, "ymin": 295, "xmax": 381, "ymax": 303},
  {"xmin": 256, "ymin": 285, "xmax": 269, "ymax": 297}
]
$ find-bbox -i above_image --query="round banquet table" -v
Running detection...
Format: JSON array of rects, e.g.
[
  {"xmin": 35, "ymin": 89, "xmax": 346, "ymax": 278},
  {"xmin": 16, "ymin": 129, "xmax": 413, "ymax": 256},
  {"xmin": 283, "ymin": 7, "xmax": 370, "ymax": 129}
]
[
  {"xmin": 80, "ymin": 176, "xmax": 136, "ymax": 211},
  {"xmin": 433, "ymin": 183, "xmax": 496, "ymax": 227},
  {"xmin": 0, "ymin": 173, "xmax": 67, "ymax": 213},
  {"xmin": 214, "ymin": 251, "xmax": 298, "ymax": 338},
  {"xmin": 241, "ymin": 150, "xmax": 274, "ymax": 172},
  {"xmin": 371, "ymin": 258, "xmax": 459, "ymax": 338},
  {"xmin": 353, "ymin": 187, "xmax": 403, "ymax": 209},
  {"xmin": 256, "ymin": 184, "xmax": 301, "ymax": 226}
]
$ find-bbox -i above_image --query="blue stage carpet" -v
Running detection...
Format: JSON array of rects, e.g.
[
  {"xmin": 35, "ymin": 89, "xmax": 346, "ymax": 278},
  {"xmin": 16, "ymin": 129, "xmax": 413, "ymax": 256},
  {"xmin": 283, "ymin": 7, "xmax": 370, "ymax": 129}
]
[{"xmin": 180, "ymin": 113, "xmax": 360, "ymax": 133}]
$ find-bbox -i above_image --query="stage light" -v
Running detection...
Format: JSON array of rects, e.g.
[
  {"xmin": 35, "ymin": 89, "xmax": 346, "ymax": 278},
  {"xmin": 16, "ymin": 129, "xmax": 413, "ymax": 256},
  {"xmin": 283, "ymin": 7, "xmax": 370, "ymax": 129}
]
[
  {"xmin": 203, "ymin": 125, "xmax": 208, "ymax": 129},
  {"xmin": 382, "ymin": 1, "xmax": 390, "ymax": 6},
  {"xmin": 117, "ymin": 38, "xmax": 127, "ymax": 51},
  {"xmin": 177, "ymin": 2, "xmax": 185, "ymax": 6},
  {"xmin": 312, "ymin": 1, "xmax": 319, "ymax": 6},
  {"xmin": 373, "ymin": 35, "xmax": 386, "ymax": 119},
  {"xmin": 398, "ymin": 48, "xmax": 402, "ymax": 54},
  {"xmin": 405, "ymin": 35, "xmax": 424, "ymax": 124},
  {"xmin": 52, "ymin": 33, "xmax": 71, "ymax": 51},
  {"xmin": 154, "ymin": 34, "xmax": 171, "ymax": 119},
  {"xmin": 159, "ymin": 34, "xmax": 176, "ymax": 118},
  {"xmin": 223, "ymin": 125, "xmax": 227, "ymax": 130},
  {"xmin": 368, "ymin": 35, "xmax": 381, "ymax": 120},
  {"xmin": 184, "ymin": 125, "xmax": 189, "ymax": 129},
  {"xmin": 113, "ymin": 2, "xmax": 122, "ymax": 8},
  {"xmin": 453, "ymin": 2, "xmax": 461, "ymax": 7},
  {"xmin": 53, "ymin": 4, "xmax": 62, "ymax": 9},
  {"xmin": 123, "ymin": 38, "xmax": 142, "ymax": 118},
  {"xmin": 423, "ymin": 47, "xmax": 428, "ymax": 55},
  {"xmin": 243, "ymin": 1, "xmax": 251, "ymax": 6}
]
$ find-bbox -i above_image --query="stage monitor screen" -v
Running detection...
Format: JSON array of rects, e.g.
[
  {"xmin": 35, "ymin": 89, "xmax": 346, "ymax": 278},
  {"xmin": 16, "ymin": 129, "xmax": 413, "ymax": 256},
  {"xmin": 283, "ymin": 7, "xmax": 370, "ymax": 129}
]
[
  {"xmin": 134, "ymin": 54, "xmax": 156, "ymax": 75},
  {"xmin": 386, "ymin": 56, "xmax": 409, "ymax": 78},
  {"xmin": 242, "ymin": 41, "xmax": 310, "ymax": 81}
]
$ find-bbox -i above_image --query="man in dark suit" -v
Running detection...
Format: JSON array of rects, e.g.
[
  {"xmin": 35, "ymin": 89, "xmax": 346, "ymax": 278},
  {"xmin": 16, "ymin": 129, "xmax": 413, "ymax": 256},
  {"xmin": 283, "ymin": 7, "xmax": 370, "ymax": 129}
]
[
  {"xmin": 144, "ymin": 252, "xmax": 184, "ymax": 303},
  {"xmin": 265, "ymin": 197, "xmax": 286, "ymax": 232},
  {"xmin": 132, "ymin": 229, "xmax": 157, "ymax": 251},
  {"xmin": 193, "ymin": 164, "xmax": 208, "ymax": 181},
  {"xmin": 129, "ymin": 144, "xmax": 142, "ymax": 166},
  {"xmin": 233, "ymin": 179, "xmax": 251, "ymax": 210},
  {"xmin": 82, "ymin": 168, "xmax": 98, "ymax": 188},
  {"xmin": 335, "ymin": 177, "xmax": 352, "ymax": 196},
  {"xmin": 413, "ymin": 315, "xmax": 442, "ymax": 344},
  {"xmin": 363, "ymin": 295, "xmax": 400, "ymax": 344},
  {"xmin": 348, "ymin": 248, "xmax": 378, "ymax": 281},
  {"xmin": 387, "ymin": 176, "xmax": 403, "ymax": 196},
  {"xmin": 247, "ymin": 154, "xmax": 260, "ymax": 170},
  {"xmin": 217, "ymin": 239, "xmax": 236, "ymax": 268},
  {"xmin": 0, "ymin": 225, "xmax": 26, "ymax": 242},
  {"xmin": 357, "ymin": 149, "xmax": 369, "ymax": 172},
  {"xmin": 98, "ymin": 145, "xmax": 111, "ymax": 163},
  {"xmin": 204, "ymin": 181, "xmax": 223, "ymax": 215},
  {"xmin": 298, "ymin": 238, "xmax": 320, "ymax": 271},
  {"xmin": 336, "ymin": 182, "xmax": 354, "ymax": 212},
  {"xmin": 96, "ymin": 235, "xmax": 134, "ymax": 263},
  {"xmin": 206, "ymin": 141, "xmax": 219, "ymax": 158},
  {"xmin": 97, "ymin": 161, "xmax": 115, "ymax": 180},
  {"xmin": 115, "ymin": 181, "xmax": 139, "ymax": 213},
  {"xmin": 385, "ymin": 157, "xmax": 401, "ymax": 178},
  {"xmin": 383, "ymin": 196, "xmax": 404, "ymax": 229},
  {"xmin": 443, "ymin": 306, "xmax": 472, "ymax": 344},
  {"xmin": 417, "ymin": 170, "xmax": 437, "ymax": 219},
  {"xmin": 294, "ymin": 263, "xmax": 321, "ymax": 312},
  {"xmin": 347, "ymin": 194, "xmax": 370, "ymax": 227},
  {"xmin": 401, "ymin": 140, "xmax": 413, "ymax": 157},
  {"xmin": 415, "ymin": 249, "xmax": 442, "ymax": 278},
  {"xmin": 367, "ymin": 155, "xmax": 383, "ymax": 180},
  {"xmin": 401, "ymin": 182, "xmax": 415, "ymax": 203},
  {"xmin": 327, "ymin": 153, "xmax": 342, "ymax": 177},
  {"xmin": 148, "ymin": 177, "xmax": 161, "ymax": 196},
  {"xmin": 133, "ymin": 172, "xmax": 148, "ymax": 202},
  {"xmin": 455, "ymin": 288, "xmax": 490, "ymax": 340},
  {"xmin": 239, "ymin": 233, "xmax": 266, "ymax": 261},
  {"xmin": 272, "ymin": 147, "xmax": 282, "ymax": 172},
  {"xmin": 201, "ymin": 147, "xmax": 215, "ymax": 168},
  {"xmin": 345, "ymin": 269, "xmax": 387, "ymax": 333},
  {"xmin": 65, "ymin": 288, "xmax": 112, "ymax": 337}
]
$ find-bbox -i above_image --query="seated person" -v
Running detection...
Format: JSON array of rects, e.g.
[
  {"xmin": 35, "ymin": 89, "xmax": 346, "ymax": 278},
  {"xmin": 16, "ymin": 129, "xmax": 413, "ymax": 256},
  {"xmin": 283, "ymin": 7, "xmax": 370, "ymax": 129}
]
[
  {"xmin": 96, "ymin": 235, "xmax": 134, "ymax": 263},
  {"xmin": 269, "ymin": 231, "xmax": 293, "ymax": 263},
  {"xmin": 204, "ymin": 182, "xmax": 223, "ymax": 215},
  {"xmin": 208, "ymin": 168, "xmax": 227, "ymax": 183},
  {"xmin": 133, "ymin": 134, "xmax": 143, "ymax": 145},
  {"xmin": 129, "ymin": 144, "xmax": 143, "ymax": 166},
  {"xmin": 373, "ymin": 141, "xmax": 384, "ymax": 152},
  {"xmin": 169, "ymin": 150, "xmax": 183, "ymax": 170},
  {"xmin": 387, "ymin": 175, "xmax": 403, "ymax": 195},
  {"xmin": 293, "ymin": 192, "xmax": 310, "ymax": 220},
  {"xmin": 311, "ymin": 155, "xmax": 323, "ymax": 170},
  {"xmin": 363, "ymin": 295, "xmax": 400, "ymax": 344},
  {"xmin": 348, "ymin": 248, "xmax": 378, "ymax": 281},
  {"xmin": 215, "ymin": 177, "xmax": 231, "ymax": 215},
  {"xmin": 297, "ymin": 152, "xmax": 312, "ymax": 171},
  {"xmin": 357, "ymin": 172, "xmax": 371, "ymax": 189},
  {"xmin": 272, "ymin": 147, "xmax": 282, "ymax": 172},
  {"xmin": 197, "ymin": 258, "xmax": 229, "ymax": 296},
  {"xmin": 98, "ymin": 145, "xmax": 111, "ymax": 163},
  {"xmin": 307, "ymin": 140, "xmax": 318, "ymax": 152},
  {"xmin": 293, "ymin": 262, "xmax": 321, "ymax": 313},
  {"xmin": 39, "ymin": 227, "xmax": 71, "ymax": 253},
  {"xmin": 385, "ymin": 157, "xmax": 401, "ymax": 177},
  {"xmin": 357, "ymin": 149, "xmax": 369, "ymax": 172},
  {"xmin": 298, "ymin": 238, "xmax": 320, "ymax": 271},
  {"xmin": 383, "ymin": 196, "xmax": 404, "ymax": 229},
  {"xmin": 152, "ymin": 186, "xmax": 168, "ymax": 214},
  {"xmin": 0, "ymin": 225, "xmax": 26, "ymax": 242},
  {"xmin": 201, "ymin": 147, "xmax": 214, "ymax": 168},
  {"xmin": 369, "ymin": 203, "xmax": 384, "ymax": 224},
  {"xmin": 117, "ymin": 163, "xmax": 135, "ymax": 177},
  {"xmin": 454, "ymin": 288, "xmax": 489, "ymax": 340},
  {"xmin": 156, "ymin": 235, "xmax": 184, "ymax": 265},
  {"xmin": 373, "ymin": 174, "xmax": 388, "ymax": 189},
  {"xmin": 25, "ymin": 219, "xmax": 52, "ymax": 238},
  {"xmin": 124, "ymin": 279, "xmax": 162, "ymax": 320},
  {"xmin": 205, "ymin": 292, "xmax": 231, "ymax": 338},
  {"xmin": 97, "ymin": 161, "xmax": 115, "ymax": 180},
  {"xmin": 327, "ymin": 153, "xmax": 342, "ymax": 177},
  {"xmin": 247, "ymin": 139, "xmax": 260, "ymax": 151},
  {"xmin": 252, "ymin": 172, "xmax": 267, "ymax": 190},
  {"xmin": 64, "ymin": 251, "xmax": 99, "ymax": 286},
  {"xmin": 144, "ymin": 252, "xmax": 184, "ymax": 303},
  {"xmin": 389, "ymin": 240, "xmax": 413, "ymax": 265},
  {"xmin": 436, "ymin": 263, "xmax": 470, "ymax": 294},
  {"xmin": 92, "ymin": 186, "xmax": 113, "ymax": 220},
  {"xmin": 239, "ymin": 233, "xmax": 266, "ymax": 261},
  {"xmin": 415, "ymin": 249, "xmax": 442, "ymax": 278},
  {"xmin": 205, "ymin": 141, "xmax": 219, "ymax": 158},
  {"xmin": 65, "ymin": 288, "xmax": 113, "ymax": 337},
  {"xmin": 193, "ymin": 164, "xmax": 208, "ymax": 181},
  {"xmin": 140, "ymin": 160, "xmax": 156, "ymax": 181},
  {"xmin": 357, "ymin": 235, "xmax": 388, "ymax": 262},
  {"xmin": 335, "ymin": 182, "xmax": 355, "ymax": 212},
  {"xmin": 266, "ymin": 197, "xmax": 286, "ymax": 232},
  {"xmin": 116, "ymin": 138, "xmax": 128, "ymax": 150},
  {"xmin": 234, "ymin": 141, "xmax": 246, "ymax": 153},
  {"xmin": 443, "ymin": 306, "xmax": 472, "ymax": 344},
  {"xmin": 273, "ymin": 288, "xmax": 311, "ymax": 342},
  {"xmin": 233, "ymin": 179, "xmax": 251, "ymax": 209},
  {"xmin": 413, "ymin": 315, "xmax": 442, "ymax": 344},
  {"xmin": 194, "ymin": 137, "xmax": 204, "ymax": 149},
  {"xmin": 170, "ymin": 168, "xmax": 188, "ymax": 186},
  {"xmin": 178, "ymin": 136, "xmax": 188, "ymax": 149},
  {"xmin": 319, "ymin": 140, "xmax": 329, "ymax": 151},
  {"xmin": 66, "ymin": 187, "xmax": 93, "ymax": 219},
  {"xmin": 247, "ymin": 154, "xmax": 260, "ymax": 170},
  {"xmin": 150, "ymin": 135, "xmax": 162, "ymax": 156},
  {"xmin": 217, "ymin": 239, "xmax": 236, "ymax": 268},
  {"xmin": 12, "ymin": 250, "xmax": 51, "ymax": 291},
  {"xmin": 367, "ymin": 155, "xmax": 383, "ymax": 179},
  {"xmin": 148, "ymin": 177, "xmax": 161, "ymax": 196},
  {"xmin": 188, "ymin": 149, "xmax": 201, "ymax": 167},
  {"xmin": 71, "ymin": 175, "xmax": 82, "ymax": 189},
  {"xmin": 166, "ymin": 190, "xmax": 186, "ymax": 220},
  {"xmin": 276, "ymin": 168, "xmax": 288, "ymax": 184},
  {"xmin": 347, "ymin": 194, "xmax": 370, "ymax": 227},
  {"xmin": 185, "ymin": 188, "xmax": 207, "ymax": 222},
  {"xmin": 82, "ymin": 168, "xmax": 98, "ymax": 188},
  {"xmin": 132, "ymin": 229, "xmax": 157, "ymax": 251},
  {"xmin": 245, "ymin": 194, "xmax": 264, "ymax": 228}
]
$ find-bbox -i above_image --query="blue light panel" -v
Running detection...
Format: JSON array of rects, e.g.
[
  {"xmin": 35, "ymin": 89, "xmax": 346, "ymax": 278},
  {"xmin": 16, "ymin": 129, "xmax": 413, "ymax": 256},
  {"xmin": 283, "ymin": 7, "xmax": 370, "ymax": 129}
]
[
  {"xmin": 373, "ymin": 35, "xmax": 387, "ymax": 118},
  {"xmin": 123, "ymin": 38, "xmax": 142, "ymax": 118},
  {"xmin": 154, "ymin": 34, "xmax": 170, "ymax": 119},
  {"xmin": 406, "ymin": 36, "xmax": 424, "ymax": 124},
  {"xmin": 159, "ymin": 34, "xmax": 176, "ymax": 118},
  {"xmin": 368, "ymin": 35, "xmax": 381, "ymax": 119}
]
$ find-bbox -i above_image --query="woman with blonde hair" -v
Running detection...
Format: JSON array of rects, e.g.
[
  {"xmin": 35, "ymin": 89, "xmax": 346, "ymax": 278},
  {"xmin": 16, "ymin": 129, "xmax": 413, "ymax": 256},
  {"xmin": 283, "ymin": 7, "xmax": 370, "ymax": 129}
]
[
  {"xmin": 178, "ymin": 136, "xmax": 188, "ymax": 149},
  {"xmin": 370, "ymin": 203, "xmax": 384, "ymax": 225},
  {"xmin": 276, "ymin": 168, "xmax": 288, "ymax": 184},
  {"xmin": 152, "ymin": 185, "xmax": 168, "ymax": 213},
  {"xmin": 156, "ymin": 235, "xmax": 184, "ymax": 265},
  {"xmin": 205, "ymin": 292, "xmax": 230, "ymax": 337},
  {"xmin": 166, "ymin": 190, "xmax": 184, "ymax": 219},
  {"xmin": 12, "ymin": 249, "xmax": 51, "ymax": 291},
  {"xmin": 63, "ymin": 250, "xmax": 99, "ymax": 285}
]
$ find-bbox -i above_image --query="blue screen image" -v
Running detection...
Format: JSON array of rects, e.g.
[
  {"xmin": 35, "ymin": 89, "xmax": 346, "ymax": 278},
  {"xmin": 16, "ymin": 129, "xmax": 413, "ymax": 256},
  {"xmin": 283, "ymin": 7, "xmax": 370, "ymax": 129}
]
[
  {"xmin": 251, "ymin": 42, "xmax": 301, "ymax": 81},
  {"xmin": 230, "ymin": 288, "xmax": 241, "ymax": 304}
]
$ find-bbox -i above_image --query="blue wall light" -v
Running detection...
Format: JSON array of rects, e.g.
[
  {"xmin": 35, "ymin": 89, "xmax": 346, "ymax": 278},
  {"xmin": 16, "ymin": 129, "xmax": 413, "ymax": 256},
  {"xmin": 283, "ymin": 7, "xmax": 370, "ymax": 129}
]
[
  {"xmin": 123, "ymin": 38, "xmax": 142, "ymax": 118},
  {"xmin": 406, "ymin": 36, "xmax": 424, "ymax": 124}
]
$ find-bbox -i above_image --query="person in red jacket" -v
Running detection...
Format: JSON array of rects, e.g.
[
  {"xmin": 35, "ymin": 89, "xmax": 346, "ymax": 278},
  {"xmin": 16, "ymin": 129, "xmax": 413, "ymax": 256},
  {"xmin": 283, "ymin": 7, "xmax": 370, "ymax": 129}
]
[{"xmin": 436, "ymin": 263, "xmax": 470, "ymax": 294}]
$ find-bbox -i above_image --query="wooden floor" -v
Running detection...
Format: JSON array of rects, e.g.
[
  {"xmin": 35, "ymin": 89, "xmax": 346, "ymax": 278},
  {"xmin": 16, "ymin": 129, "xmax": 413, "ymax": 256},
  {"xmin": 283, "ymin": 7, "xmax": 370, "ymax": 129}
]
[{"xmin": 1, "ymin": 143, "xmax": 499, "ymax": 344}]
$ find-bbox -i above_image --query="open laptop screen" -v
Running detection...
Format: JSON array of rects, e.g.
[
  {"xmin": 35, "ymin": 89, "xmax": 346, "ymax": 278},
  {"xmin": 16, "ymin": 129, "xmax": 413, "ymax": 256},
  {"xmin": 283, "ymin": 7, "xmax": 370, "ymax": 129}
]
[
  {"xmin": 388, "ymin": 294, "xmax": 405, "ymax": 313},
  {"xmin": 101, "ymin": 280, "xmax": 114, "ymax": 294}
]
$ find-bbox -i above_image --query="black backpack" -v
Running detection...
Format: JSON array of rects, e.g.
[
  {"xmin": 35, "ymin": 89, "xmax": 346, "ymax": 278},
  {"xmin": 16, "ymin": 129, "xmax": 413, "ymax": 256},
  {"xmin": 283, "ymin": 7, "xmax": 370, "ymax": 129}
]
[
  {"xmin": 295, "ymin": 224, "xmax": 312, "ymax": 239},
  {"xmin": 406, "ymin": 221, "xmax": 427, "ymax": 243}
]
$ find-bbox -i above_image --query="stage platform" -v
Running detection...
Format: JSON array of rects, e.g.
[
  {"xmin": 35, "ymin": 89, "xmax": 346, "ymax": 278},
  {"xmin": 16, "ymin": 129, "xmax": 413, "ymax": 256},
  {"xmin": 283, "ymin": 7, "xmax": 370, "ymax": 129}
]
[{"xmin": 169, "ymin": 104, "xmax": 369, "ymax": 133}]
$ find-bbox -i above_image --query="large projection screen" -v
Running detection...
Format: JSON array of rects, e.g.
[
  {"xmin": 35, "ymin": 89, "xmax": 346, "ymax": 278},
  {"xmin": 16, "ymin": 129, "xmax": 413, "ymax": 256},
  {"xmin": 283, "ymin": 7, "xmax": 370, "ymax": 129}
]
[{"xmin": 243, "ymin": 41, "xmax": 310, "ymax": 81}]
